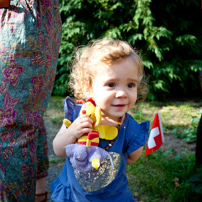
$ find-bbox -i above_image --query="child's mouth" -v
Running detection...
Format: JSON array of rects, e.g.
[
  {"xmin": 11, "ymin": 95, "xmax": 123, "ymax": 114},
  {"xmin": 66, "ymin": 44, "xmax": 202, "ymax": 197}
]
[{"xmin": 112, "ymin": 104, "xmax": 125, "ymax": 109}]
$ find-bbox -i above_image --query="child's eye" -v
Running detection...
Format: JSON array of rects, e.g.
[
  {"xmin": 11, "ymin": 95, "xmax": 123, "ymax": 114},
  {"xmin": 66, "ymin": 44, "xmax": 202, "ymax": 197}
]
[
  {"xmin": 107, "ymin": 83, "xmax": 115, "ymax": 88},
  {"xmin": 128, "ymin": 83, "xmax": 135, "ymax": 88}
]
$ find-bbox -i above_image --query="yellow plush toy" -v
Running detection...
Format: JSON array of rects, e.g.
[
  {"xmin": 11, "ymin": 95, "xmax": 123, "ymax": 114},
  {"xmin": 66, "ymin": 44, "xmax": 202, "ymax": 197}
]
[{"xmin": 63, "ymin": 98, "xmax": 118, "ymax": 170}]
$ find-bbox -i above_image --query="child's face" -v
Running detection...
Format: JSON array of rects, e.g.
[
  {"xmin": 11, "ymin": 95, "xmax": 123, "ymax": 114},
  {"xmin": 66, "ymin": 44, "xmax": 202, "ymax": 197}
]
[{"xmin": 89, "ymin": 57, "xmax": 138, "ymax": 122}]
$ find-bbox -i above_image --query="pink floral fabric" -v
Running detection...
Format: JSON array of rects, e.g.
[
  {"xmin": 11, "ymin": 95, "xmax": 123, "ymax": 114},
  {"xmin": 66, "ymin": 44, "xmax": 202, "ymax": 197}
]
[{"xmin": 0, "ymin": 0, "xmax": 62, "ymax": 201}]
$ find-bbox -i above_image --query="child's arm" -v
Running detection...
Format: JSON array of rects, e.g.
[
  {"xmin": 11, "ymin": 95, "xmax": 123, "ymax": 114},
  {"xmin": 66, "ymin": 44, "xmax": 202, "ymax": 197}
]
[
  {"xmin": 126, "ymin": 146, "xmax": 143, "ymax": 165},
  {"xmin": 53, "ymin": 114, "xmax": 93, "ymax": 157}
]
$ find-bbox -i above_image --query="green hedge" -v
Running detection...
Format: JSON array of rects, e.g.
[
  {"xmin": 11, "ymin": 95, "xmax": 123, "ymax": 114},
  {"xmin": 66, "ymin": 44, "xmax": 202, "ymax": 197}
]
[{"xmin": 53, "ymin": 0, "xmax": 202, "ymax": 100}]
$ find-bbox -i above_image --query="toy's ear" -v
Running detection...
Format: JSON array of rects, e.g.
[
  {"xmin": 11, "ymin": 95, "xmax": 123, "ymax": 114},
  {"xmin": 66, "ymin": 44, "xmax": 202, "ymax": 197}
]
[{"xmin": 94, "ymin": 107, "xmax": 101, "ymax": 128}]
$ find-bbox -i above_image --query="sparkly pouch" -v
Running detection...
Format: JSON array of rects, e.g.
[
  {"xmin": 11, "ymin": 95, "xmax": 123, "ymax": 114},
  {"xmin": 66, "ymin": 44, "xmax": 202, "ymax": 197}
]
[
  {"xmin": 0, "ymin": 0, "xmax": 10, "ymax": 8},
  {"xmin": 74, "ymin": 152, "xmax": 121, "ymax": 192},
  {"xmin": 65, "ymin": 144, "xmax": 121, "ymax": 192}
]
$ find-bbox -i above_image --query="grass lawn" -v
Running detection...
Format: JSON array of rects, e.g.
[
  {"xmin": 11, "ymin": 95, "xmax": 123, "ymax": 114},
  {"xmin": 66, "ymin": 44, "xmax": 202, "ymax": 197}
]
[
  {"xmin": 129, "ymin": 99, "xmax": 202, "ymax": 202},
  {"xmin": 47, "ymin": 96, "xmax": 202, "ymax": 201}
]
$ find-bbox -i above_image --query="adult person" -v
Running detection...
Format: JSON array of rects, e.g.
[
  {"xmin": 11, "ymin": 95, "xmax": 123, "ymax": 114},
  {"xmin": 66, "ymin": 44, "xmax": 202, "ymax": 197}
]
[
  {"xmin": 196, "ymin": 67, "xmax": 202, "ymax": 166},
  {"xmin": 0, "ymin": 0, "xmax": 62, "ymax": 201}
]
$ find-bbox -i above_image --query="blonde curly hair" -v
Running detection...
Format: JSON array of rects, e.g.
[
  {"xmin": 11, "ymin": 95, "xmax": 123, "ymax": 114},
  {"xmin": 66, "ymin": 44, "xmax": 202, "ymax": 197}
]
[{"xmin": 69, "ymin": 38, "xmax": 148, "ymax": 100}]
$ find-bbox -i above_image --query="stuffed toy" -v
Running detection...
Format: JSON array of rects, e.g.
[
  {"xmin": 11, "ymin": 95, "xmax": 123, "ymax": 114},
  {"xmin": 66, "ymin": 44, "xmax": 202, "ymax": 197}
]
[
  {"xmin": 63, "ymin": 98, "xmax": 119, "ymax": 170},
  {"xmin": 64, "ymin": 97, "xmax": 101, "ymax": 147},
  {"xmin": 64, "ymin": 98, "xmax": 102, "ymax": 170},
  {"xmin": 63, "ymin": 97, "xmax": 121, "ymax": 192},
  {"xmin": 64, "ymin": 98, "xmax": 118, "ymax": 142}
]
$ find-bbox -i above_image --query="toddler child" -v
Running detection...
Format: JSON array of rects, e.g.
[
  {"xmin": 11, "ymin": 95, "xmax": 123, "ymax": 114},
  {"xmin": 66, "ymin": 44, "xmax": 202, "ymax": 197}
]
[{"xmin": 51, "ymin": 38, "xmax": 150, "ymax": 202}]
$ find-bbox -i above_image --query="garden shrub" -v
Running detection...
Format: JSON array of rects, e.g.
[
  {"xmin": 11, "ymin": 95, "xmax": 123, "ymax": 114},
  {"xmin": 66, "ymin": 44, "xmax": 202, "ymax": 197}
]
[{"xmin": 53, "ymin": 0, "xmax": 202, "ymax": 100}]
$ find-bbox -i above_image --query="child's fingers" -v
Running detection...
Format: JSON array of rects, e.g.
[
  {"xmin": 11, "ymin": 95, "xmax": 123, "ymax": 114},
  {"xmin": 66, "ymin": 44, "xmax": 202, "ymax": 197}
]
[
  {"xmin": 79, "ymin": 127, "xmax": 92, "ymax": 135},
  {"xmin": 79, "ymin": 121, "xmax": 93, "ymax": 129},
  {"xmin": 74, "ymin": 115, "xmax": 94, "ymax": 128},
  {"xmin": 78, "ymin": 114, "xmax": 94, "ymax": 124},
  {"xmin": 70, "ymin": 125, "xmax": 92, "ymax": 139},
  {"xmin": 73, "ymin": 116, "xmax": 93, "ymax": 128},
  {"xmin": 68, "ymin": 115, "xmax": 94, "ymax": 138}
]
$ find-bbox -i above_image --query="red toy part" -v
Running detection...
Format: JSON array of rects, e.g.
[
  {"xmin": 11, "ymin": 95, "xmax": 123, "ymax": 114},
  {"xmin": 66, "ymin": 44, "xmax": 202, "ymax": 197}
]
[
  {"xmin": 86, "ymin": 98, "xmax": 96, "ymax": 106},
  {"xmin": 87, "ymin": 131, "xmax": 99, "ymax": 140},
  {"xmin": 77, "ymin": 132, "xmax": 99, "ymax": 147},
  {"xmin": 76, "ymin": 100, "xmax": 85, "ymax": 104},
  {"xmin": 82, "ymin": 110, "xmax": 86, "ymax": 114}
]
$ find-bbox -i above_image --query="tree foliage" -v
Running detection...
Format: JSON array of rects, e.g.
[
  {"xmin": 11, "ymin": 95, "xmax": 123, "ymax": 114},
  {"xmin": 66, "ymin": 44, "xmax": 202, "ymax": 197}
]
[{"xmin": 53, "ymin": 0, "xmax": 202, "ymax": 100}]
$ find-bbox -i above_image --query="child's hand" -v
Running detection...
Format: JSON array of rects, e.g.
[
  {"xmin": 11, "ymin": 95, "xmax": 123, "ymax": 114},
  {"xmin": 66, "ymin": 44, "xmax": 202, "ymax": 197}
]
[
  {"xmin": 68, "ymin": 114, "xmax": 93, "ymax": 139},
  {"xmin": 53, "ymin": 115, "xmax": 93, "ymax": 157}
]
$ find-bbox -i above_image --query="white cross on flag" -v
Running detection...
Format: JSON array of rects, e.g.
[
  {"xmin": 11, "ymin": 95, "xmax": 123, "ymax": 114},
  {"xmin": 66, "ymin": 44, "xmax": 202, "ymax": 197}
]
[{"xmin": 145, "ymin": 112, "xmax": 164, "ymax": 156}]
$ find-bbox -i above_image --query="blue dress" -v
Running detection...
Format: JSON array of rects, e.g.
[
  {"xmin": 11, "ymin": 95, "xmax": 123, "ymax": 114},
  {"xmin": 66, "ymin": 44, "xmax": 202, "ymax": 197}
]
[{"xmin": 51, "ymin": 97, "xmax": 150, "ymax": 202}]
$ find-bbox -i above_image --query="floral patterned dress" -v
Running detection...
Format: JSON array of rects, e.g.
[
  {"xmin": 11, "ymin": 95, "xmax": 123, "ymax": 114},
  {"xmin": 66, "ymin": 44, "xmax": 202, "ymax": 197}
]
[{"xmin": 0, "ymin": 0, "xmax": 62, "ymax": 201}]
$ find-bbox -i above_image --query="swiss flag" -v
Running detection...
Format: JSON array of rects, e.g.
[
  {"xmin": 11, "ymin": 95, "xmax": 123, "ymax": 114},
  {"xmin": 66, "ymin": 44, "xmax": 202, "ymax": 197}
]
[{"xmin": 145, "ymin": 113, "xmax": 164, "ymax": 156}]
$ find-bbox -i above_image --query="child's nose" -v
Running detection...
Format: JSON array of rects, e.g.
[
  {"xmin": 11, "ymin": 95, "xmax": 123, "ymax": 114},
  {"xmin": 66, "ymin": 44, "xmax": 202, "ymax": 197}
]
[{"xmin": 115, "ymin": 89, "xmax": 127, "ymax": 98}]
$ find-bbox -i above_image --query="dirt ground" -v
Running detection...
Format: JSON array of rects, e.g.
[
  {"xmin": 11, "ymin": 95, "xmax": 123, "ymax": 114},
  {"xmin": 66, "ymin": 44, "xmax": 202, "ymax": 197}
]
[
  {"xmin": 160, "ymin": 131, "xmax": 196, "ymax": 155},
  {"xmin": 44, "ymin": 116, "xmax": 64, "ymax": 201}
]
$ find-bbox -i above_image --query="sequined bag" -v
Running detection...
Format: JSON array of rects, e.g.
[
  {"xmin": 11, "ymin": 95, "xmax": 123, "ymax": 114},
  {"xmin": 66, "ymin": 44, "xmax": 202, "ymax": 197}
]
[
  {"xmin": 65, "ymin": 144, "xmax": 121, "ymax": 192},
  {"xmin": 74, "ymin": 152, "xmax": 121, "ymax": 192}
]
